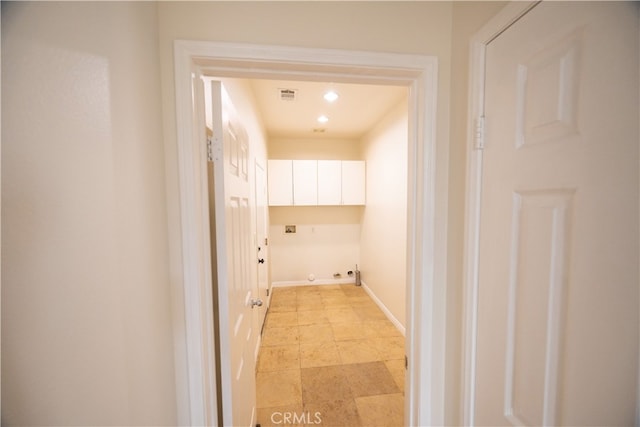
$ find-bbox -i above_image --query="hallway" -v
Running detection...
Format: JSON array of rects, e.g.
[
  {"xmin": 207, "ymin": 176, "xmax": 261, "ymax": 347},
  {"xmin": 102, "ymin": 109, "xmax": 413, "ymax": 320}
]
[{"xmin": 256, "ymin": 284, "xmax": 405, "ymax": 426}]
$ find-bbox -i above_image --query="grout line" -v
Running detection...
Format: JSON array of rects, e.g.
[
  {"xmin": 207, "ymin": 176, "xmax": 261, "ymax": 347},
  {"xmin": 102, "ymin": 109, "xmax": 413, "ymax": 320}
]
[{"xmin": 257, "ymin": 284, "xmax": 405, "ymax": 425}]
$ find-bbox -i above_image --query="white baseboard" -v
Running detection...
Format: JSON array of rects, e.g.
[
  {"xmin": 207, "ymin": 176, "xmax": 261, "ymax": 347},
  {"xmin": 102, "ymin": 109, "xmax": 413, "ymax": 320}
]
[
  {"xmin": 272, "ymin": 278, "xmax": 356, "ymax": 287},
  {"xmin": 360, "ymin": 280, "xmax": 406, "ymax": 337}
]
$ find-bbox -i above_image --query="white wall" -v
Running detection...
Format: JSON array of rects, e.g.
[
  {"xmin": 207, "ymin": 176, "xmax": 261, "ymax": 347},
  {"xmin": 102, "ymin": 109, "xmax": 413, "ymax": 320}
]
[
  {"xmin": 2, "ymin": 2, "xmax": 177, "ymax": 425},
  {"xmin": 269, "ymin": 206, "xmax": 363, "ymax": 283},
  {"xmin": 359, "ymin": 97, "xmax": 409, "ymax": 329}
]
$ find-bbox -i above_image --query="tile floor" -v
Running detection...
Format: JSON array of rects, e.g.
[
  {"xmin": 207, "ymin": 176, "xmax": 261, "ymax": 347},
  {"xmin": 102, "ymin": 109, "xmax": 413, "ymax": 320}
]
[{"xmin": 256, "ymin": 284, "xmax": 405, "ymax": 427}]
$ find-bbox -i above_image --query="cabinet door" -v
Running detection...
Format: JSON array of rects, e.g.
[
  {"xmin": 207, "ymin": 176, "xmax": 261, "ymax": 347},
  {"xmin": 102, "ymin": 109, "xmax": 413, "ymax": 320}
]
[
  {"xmin": 292, "ymin": 160, "xmax": 318, "ymax": 206},
  {"xmin": 267, "ymin": 160, "xmax": 293, "ymax": 206},
  {"xmin": 317, "ymin": 160, "xmax": 342, "ymax": 205},
  {"xmin": 341, "ymin": 160, "xmax": 366, "ymax": 205}
]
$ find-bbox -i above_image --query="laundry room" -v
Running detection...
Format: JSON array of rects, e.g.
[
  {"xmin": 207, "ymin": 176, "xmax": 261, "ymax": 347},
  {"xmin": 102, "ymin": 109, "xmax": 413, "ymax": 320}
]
[{"xmin": 255, "ymin": 80, "xmax": 410, "ymax": 329}]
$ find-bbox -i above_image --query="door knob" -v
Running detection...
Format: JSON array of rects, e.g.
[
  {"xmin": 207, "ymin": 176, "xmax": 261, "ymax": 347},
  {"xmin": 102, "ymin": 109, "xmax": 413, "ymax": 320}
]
[
  {"xmin": 250, "ymin": 298, "xmax": 263, "ymax": 308},
  {"xmin": 258, "ymin": 258, "xmax": 265, "ymax": 264}
]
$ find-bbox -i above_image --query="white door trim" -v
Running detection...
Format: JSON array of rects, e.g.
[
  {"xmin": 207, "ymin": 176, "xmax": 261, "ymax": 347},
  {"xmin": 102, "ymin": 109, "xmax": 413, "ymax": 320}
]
[
  {"xmin": 462, "ymin": 2, "xmax": 541, "ymax": 426},
  {"xmin": 172, "ymin": 40, "xmax": 444, "ymax": 426}
]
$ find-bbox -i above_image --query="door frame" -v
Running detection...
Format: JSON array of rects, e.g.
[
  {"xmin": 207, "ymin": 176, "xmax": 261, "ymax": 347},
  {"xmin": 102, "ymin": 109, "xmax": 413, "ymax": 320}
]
[
  {"xmin": 172, "ymin": 40, "xmax": 444, "ymax": 426},
  {"xmin": 461, "ymin": 2, "xmax": 543, "ymax": 426},
  {"xmin": 254, "ymin": 159, "xmax": 269, "ymax": 342}
]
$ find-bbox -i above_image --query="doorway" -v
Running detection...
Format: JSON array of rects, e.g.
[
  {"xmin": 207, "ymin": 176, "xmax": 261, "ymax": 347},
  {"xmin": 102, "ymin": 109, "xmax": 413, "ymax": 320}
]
[
  {"xmin": 172, "ymin": 41, "xmax": 445, "ymax": 426},
  {"xmin": 240, "ymin": 77, "xmax": 409, "ymax": 425}
]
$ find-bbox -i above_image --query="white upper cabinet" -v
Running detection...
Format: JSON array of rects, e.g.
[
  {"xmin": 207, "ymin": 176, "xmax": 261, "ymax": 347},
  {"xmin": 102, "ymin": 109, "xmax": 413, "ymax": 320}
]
[
  {"xmin": 342, "ymin": 160, "xmax": 366, "ymax": 205},
  {"xmin": 317, "ymin": 160, "xmax": 342, "ymax": 205},
  {"xmin": 267, "ymin": 160, "xmax": 293, "ymax": 206},
  {"xmin": 292, "ymin": 160, "xmax": 318, "ymax": 206},
  {"xmin": 268, "ymin": 159, "xmax": 365, "ymax": 206}
]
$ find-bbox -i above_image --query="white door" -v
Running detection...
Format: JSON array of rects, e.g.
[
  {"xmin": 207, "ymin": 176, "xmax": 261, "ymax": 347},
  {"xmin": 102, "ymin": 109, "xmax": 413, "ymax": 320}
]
[
  {"xmin": 255, "ymin": 161, "xmax": 269, "ymax": 333},
  {"xmin": 474, "ymin": 3, "xmax": 638, "ymax": 426},
  {"xmin": 209, "ymin": 81, "xmax": 258, "ymax": 426}
]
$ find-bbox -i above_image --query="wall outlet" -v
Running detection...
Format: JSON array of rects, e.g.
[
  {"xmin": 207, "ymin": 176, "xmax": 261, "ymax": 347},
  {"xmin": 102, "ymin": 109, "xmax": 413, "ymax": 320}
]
[{"xmin": 285, "ymin": 225, "xmax": 296, "ymax": 233}]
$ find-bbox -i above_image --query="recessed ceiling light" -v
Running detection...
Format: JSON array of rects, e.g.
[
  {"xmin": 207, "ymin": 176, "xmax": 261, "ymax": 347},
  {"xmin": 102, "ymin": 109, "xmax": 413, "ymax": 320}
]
[
  {"xmin": 317, "ymin": 115, "xmax": 329, "ymax": 123},
  {"xmin": 324, "ymin": 90, "xmax": 339, "ymax": 102}
]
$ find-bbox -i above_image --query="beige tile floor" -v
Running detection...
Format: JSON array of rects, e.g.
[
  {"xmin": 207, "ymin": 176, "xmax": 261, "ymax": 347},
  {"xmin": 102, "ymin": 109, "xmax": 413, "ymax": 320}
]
[{"xmin": 256, "ymin": 284, "xmax": 405, "ymax": 427}]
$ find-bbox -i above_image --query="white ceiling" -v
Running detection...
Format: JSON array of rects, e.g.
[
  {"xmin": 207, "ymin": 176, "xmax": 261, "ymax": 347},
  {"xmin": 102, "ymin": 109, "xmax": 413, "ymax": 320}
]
[{"xmin": 249, "ymin": 79, "xmax": 408, "ymax": 140}]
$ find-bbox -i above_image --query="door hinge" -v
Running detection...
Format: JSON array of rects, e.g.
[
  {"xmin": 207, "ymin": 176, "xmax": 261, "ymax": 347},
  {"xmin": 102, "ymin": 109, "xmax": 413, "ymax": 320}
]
[
  {"xmin": 474, "ymin": 116, "xmax": 485, "ymax": 150},
  {"xmin": 206, "ymin": 137, "xmax": 214, "ymax": 162},
  {"xmin": 266, "ymin": 288, "xmax": 270, "ymax": 297},
  {"xmin": 207, "ymin": 135, "xmax": 222, "ymax": 162},
  {"xmin": 405, "ymin": 355, "xmax": 408, "ymax": 370},
  {"xmin": 264, "ymin": 237, "xmax": 268, "ymax": 246}
]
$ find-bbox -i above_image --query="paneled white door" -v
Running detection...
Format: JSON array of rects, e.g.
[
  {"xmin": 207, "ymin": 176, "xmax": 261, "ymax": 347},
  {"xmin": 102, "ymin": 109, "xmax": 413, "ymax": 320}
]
[
  {"xmin": 474, "ymin": 3, "xmax": 638, "ymax": 426},
  {"xmin": 209, "ymin": 81, "xmax": 258, "ymax": 426}
]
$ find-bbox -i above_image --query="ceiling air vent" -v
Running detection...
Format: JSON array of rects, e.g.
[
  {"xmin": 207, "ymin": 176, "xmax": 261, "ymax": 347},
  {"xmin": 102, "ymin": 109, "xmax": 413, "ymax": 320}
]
[{"xmin": 278, "ymin": 88, "xmax": 298, "ymax": 101}]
